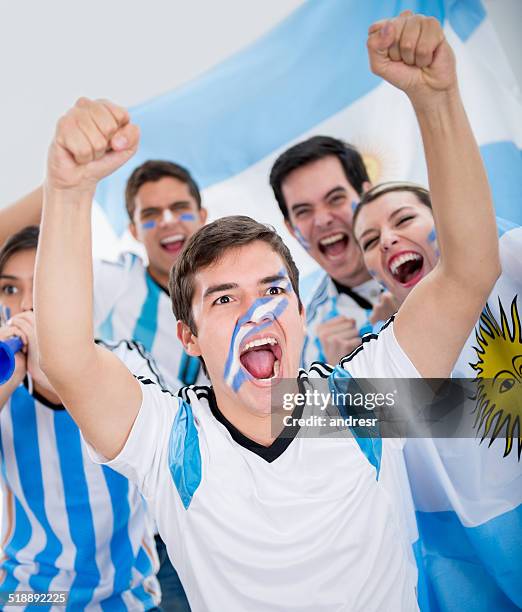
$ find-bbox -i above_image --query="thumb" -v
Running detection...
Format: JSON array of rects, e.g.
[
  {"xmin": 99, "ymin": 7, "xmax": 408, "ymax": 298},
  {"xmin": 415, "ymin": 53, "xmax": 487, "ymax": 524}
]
[
  {"xmin": 367, "ymin": 20, "xmax": 395, "ymax": 71},
  {"xmin": 93, "ymin": 124, "xmax": 140, "ymax": 177}
]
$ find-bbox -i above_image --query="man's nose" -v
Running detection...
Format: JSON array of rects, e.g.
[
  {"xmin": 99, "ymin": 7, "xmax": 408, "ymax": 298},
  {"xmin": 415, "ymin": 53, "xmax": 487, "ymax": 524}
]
[{"xmin": 158, "ymin": 209, "xmax": 177, "ymax": 225}]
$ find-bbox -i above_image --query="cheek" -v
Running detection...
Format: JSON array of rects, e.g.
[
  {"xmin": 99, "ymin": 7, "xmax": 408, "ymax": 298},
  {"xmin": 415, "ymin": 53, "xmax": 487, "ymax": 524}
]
[{"xmin": 364, "ymin": 252, "xmax": 385, "ymax": 282}]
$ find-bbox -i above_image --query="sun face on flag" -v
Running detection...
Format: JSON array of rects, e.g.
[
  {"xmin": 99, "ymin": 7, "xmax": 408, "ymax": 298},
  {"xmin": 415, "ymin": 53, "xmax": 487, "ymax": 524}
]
[{"xmin": 470, "ymin": 297, "xmax": 522, "ymax": 460}]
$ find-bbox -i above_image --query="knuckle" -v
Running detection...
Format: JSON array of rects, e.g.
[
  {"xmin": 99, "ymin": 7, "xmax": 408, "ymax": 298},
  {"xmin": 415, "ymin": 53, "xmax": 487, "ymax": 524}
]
[{"xmin": 75, "ymin": 96, "xmax": 90, "ymax": 108}]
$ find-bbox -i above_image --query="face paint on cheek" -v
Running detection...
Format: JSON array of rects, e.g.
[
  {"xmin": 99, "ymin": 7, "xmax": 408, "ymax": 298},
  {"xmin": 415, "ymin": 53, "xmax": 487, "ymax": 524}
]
[
  {"xmin": 180, "ymin": 213, "xmax": 196, "ymax": 222},
  {"xmin": 223, "ymin": 295, "xmax": 289, "ymax": 392},
  {"xmin": 293, "ymin": 226, "xmax": 311, "ymax": 251},
  {"xmin": 351, "ymin": 201, "xmax": 359, "ymax": 213},
  {"xmin": 427, "ymin": 226, "xmax": 440, "ymax": 259},
  {"xmin": 141, "ymin": 221, "xmax": 156, "ymax": 230}
]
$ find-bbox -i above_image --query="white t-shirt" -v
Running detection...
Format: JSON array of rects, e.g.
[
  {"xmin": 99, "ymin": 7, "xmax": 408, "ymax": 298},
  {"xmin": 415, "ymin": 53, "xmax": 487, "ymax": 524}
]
[{"xmin": 89, "ymin": 321, "xmax": 420, "ymax": 611}]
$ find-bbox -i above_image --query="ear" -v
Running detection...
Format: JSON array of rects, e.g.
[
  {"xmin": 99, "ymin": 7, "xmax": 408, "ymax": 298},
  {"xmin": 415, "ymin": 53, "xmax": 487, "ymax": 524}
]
[
  {"xmin": 177, "ymin": 320, "xmax": 201, "ymax": 357},
  {"xmin": 129, "ymin": 221, "xmax": 138, "ymax": 241},
  {"xmin": 362, "ymin": 181, "xmax": 372, "ymax": 194},
  {"xmin": 285, "ymin": 219, "xmax": 296, "ymax": 238},
  {"xmin": 198, "ymin": 207, "xmax": 208, "ymax": 225}
]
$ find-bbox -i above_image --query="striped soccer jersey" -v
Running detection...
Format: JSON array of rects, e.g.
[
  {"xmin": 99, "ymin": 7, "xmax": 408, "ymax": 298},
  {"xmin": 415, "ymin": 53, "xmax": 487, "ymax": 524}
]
[
  {"xmin": 93, "ymin": 253, "xmax": 203, "ymax": 392},
  {"xmin": 302, "ymin": 272, "xmax": 382, "ymax": 369},
  {"xmin": 0, "ymin": 339, "xmax": 162, "ymax": 610},
  {"xmin": 90, "ymin": 321, "xmax": 420, "ymax": 611}
]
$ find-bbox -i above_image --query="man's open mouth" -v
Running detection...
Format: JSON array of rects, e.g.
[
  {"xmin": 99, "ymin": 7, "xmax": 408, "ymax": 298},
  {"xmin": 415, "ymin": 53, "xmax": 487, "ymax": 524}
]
[
  {"xmin": 388, "ymin": 251, "xmax": 424, "ymax": 286},
  {"xmin": 317, "ymin": 232, "xmax": 349, "ymax": 259},
  {"xmin": 160, "ymin": 234, "xmax": 186, "ymax": 254},
  {"xmin": 240, "ymin": 336, "xmax": 282, "ymax": 381}
]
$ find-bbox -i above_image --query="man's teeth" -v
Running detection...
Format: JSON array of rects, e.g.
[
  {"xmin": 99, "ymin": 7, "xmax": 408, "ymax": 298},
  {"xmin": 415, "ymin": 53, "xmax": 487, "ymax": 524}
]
[
  {"xmin": 241, "ymin": 336, "xmax": 278, "ymax": 353},
  {"xmin": 389, "ymin": 252, "xmax": 422, "ymax": 276},
  {"xmin": 319, "ymin": 233, "xmax": 345, "ymax": 247},
  {"xmin": 160, "ymin": 234, "xmax": 185, "ymax": 245}
]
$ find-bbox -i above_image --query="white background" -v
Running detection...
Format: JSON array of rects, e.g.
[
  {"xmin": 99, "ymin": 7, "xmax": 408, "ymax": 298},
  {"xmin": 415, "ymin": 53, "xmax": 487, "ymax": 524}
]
[{"xmin": 1, "ymin": 0, "xmax": 521, "ymax": 207}]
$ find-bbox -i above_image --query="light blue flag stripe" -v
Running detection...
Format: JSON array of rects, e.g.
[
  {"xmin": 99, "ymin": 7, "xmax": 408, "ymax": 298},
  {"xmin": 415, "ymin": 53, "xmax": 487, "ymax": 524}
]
[
  {"xmin": 96, "ymin": 0, "xmax": 492, "ymax": 235},
  {"xmin": 416, "ymin": 505, "xmax": 522, "ymax": 611}
]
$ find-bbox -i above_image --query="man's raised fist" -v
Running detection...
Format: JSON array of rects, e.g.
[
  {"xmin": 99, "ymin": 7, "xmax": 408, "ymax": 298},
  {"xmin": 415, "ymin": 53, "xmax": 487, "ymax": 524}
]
[{"xmin": 46, "ymin": 98, "xmax": 139, "ymax": 193}]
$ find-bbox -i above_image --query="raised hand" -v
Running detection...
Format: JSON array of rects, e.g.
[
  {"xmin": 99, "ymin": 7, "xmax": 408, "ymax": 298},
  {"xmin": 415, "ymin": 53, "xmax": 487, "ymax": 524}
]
[
  {"xmin": 367, "ymin": 11, "xmax": 456, "ymax": 104},
  {"xmin": 47, "ymin": 98, "xmax": 139, "ymax": 194}
]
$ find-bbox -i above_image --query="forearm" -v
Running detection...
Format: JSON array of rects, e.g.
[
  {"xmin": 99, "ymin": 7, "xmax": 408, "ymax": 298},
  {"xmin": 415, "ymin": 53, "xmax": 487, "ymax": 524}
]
[
  {"xmin": 413, "ymin": 89, "xmax": 500, "ymax": 290},
  {"xmin": 35, "ymin": 185, "xmax": 97, "ymax": 382},
  {"xmin": 0, "ymin": 186, "xmax": 43, "ymax": 245}
]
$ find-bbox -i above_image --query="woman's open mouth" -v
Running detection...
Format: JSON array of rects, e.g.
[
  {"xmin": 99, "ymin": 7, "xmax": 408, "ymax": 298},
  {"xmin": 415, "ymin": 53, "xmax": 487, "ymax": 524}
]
[
  {"xmin": 388, "ymin": 251, "xmax": 424, "ymax": 287},
  {"xmin": 239, "ymin": 336, "xmax": 282, "ymax": 382}
]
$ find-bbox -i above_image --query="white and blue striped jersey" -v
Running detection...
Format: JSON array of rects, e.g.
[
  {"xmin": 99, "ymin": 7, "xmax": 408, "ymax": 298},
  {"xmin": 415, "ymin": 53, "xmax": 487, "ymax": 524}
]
[
  {"xmin": 93, "ymin": 253, "xmax": 203, "ymax": 392},
  {"xmin": 89, "ymin": 321, "xmax": 420, "ymax": 611},
  {"xmin": 302, "ymin": 272, "xmax": 382, "ymax": 368},
  {"xmin": 0, "ymin": 339, "xmax": 161, "ymax": 610}
]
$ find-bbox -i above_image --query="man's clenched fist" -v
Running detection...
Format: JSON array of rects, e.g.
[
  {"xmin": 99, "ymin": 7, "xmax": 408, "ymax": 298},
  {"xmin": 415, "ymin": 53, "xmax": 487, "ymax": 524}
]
[
  {"xmin": 47, "ymin": 98, "xmax": 139, "ymax": 193},
  {"xmin": 367, "ymin": 11, "xmax": 456, "ymax": 104}
]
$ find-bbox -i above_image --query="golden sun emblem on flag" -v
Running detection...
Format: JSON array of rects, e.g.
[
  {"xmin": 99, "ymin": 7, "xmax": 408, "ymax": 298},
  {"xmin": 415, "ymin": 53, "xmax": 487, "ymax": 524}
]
[{"xmin": 470, "ymin": 297, "xmax": 522, "ymax": 460}]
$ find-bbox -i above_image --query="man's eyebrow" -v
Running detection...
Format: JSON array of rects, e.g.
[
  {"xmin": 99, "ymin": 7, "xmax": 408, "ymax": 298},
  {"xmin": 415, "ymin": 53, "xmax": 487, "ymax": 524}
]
[
  {"xmin": 259, "ymin": 274, "xmax": 289, "ymax": 285},
  {"xmin": 203, "ymin": 282, "xmax": 239, "ymax": 299},
  {"xmin": 324, "ymin": 186, "xmax": 347, "ymax": 200},
  {"xmin": 290, "ymin": 186, "xmax": 347, "ymax": 212},
  {"xmin": 0, "ymin": 274, "xmax": 17, "ymax": 280}
]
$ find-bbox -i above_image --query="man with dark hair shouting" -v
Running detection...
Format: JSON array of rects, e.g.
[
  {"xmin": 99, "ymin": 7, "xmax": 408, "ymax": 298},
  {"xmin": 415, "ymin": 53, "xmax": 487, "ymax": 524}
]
[{"xmin": 35, "ymin": 13, "xmax": 499, "ymax": 611}]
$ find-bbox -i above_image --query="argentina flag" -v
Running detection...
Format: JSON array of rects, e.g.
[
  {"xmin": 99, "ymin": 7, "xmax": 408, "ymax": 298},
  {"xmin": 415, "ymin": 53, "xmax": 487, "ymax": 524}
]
[
  {"xmin": 405, "ymin": 218, "xmax": 522, "ymax": 611},
  {"xmin": 94, "ymin": 0, "xmax": 522, "ymax": 284}
]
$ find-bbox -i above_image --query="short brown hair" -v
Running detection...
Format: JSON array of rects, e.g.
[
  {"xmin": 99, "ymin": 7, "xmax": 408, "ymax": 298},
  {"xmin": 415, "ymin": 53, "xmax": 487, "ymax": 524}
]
[
  {"xmin": 169, "ymin": 216, "xmax": 302, "ymax": 334},
  {"xmin": 125, "ymin": 160, "xmax": 202, "ymax": 220},
  {"xmin": 0, "ymin": 226, "xmax": 39, "ymax": 276},
  {"xmin": 353, "ymin": 181, "xmax": 431, "ymax": 231}
]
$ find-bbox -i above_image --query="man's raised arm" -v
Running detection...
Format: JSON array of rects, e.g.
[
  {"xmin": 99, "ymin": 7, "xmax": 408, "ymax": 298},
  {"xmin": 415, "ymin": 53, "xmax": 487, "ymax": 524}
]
[
  {"xmin": 35, "ymin": 98, "xmax": 142, "ymax": 459},
  {"xmin": 367, "ymin": 12, "xmax": 500, "ymax": 377}
]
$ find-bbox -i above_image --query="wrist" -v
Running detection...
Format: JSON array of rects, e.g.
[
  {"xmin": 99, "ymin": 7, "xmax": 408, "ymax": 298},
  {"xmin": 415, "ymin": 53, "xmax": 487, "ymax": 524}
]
[
  {"xmin": 44, "ymin": 180, "xmax": 96, "ymax": 206},
  {"xmin": 408, "ymin": 84, "xmax": 460, "ymax": 115}
]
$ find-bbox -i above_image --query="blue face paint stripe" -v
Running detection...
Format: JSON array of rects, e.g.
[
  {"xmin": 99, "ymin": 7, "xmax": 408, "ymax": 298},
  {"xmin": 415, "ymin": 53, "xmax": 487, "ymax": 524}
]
[
  {"xmin": 427, "ymin": 228, "xmax": 437, "ymax": 243},
  {"xmin": 224, "ymin": 295, "xmax": 289, "ymax": 390},
  {"xmin": 10, "ymin": 389, "xmax": 62, "ymax": 591},
  {"xmin": 141, "ymin": 221, "xmax": 156, "ymax": 230},
  {"xmin": 293, "ymin": 226, "xmax": 311, "ymax": 251},
  {"xmin": 102, "ymin": 466, "xmax": 134, "ymax": 599},
  {"xmin": 223, "ymin": 296, "xmax": 273, "ymax": 379},
  {"xmin": 133, "ymin": 273, "xmax": 161, "ymax": 352},
  {"xmin": 179, "ymin": 213, "xmax": 196, "ymax": 222}
]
